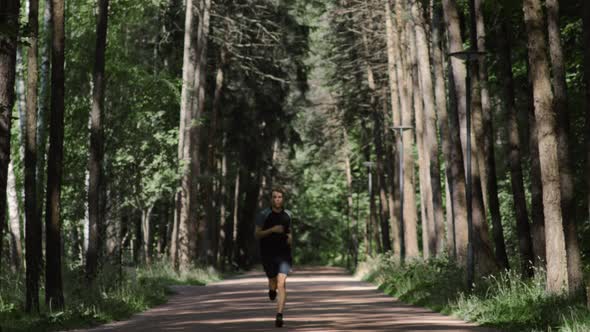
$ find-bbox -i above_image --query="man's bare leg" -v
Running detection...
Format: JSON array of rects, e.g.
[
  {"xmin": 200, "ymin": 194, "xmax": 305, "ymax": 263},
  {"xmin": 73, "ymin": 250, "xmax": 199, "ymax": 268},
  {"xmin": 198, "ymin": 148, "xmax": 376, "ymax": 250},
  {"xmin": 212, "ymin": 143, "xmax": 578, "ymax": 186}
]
[
  {"xmin": 268, "ymin": 277, "xmax": 278, "ymax": 301},
  {"xmin": 276, "ymin": 273, "xmax": 287, "ymax": 313}
]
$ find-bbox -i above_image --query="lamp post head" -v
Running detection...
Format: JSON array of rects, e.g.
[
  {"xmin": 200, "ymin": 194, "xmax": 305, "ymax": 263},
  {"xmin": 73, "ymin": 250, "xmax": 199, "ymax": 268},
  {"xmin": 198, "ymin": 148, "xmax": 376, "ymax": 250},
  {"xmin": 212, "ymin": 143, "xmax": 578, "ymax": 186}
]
[
  {"xmin": 391, "ymin": 125, "xmax": 414, "ymax": 131},
  {"xmin": 448, "ymin": 50, "xmax": 487, "ymax": 61}
]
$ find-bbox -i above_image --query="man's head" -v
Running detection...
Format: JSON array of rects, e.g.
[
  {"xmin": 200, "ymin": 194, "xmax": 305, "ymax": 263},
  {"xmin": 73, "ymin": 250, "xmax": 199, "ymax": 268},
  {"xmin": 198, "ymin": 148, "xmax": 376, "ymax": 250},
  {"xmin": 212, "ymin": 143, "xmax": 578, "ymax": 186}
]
[{"xmin": 271, "ymin": 187, "xmax": 285, "ymax": 210}]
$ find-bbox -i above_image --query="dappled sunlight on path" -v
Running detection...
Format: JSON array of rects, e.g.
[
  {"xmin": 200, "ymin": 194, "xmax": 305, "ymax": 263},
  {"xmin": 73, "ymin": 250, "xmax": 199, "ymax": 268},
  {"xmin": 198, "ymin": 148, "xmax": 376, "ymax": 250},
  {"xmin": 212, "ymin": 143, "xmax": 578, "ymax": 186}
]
[{"xmin": 68, "ymin": 267, "xmax": 500, "ymax": 331}]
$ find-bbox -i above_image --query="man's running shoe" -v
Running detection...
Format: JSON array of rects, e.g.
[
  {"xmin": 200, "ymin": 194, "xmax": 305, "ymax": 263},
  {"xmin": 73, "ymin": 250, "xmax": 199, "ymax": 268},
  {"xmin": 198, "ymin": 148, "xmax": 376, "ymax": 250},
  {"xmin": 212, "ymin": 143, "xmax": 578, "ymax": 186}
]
[
  {"xmin": 269, "ymin": 289, "xmax": 277, "ymax": 301},
  {"xmin": 275, "ymin": 313, "xmax": 283, "ymax": 328}
]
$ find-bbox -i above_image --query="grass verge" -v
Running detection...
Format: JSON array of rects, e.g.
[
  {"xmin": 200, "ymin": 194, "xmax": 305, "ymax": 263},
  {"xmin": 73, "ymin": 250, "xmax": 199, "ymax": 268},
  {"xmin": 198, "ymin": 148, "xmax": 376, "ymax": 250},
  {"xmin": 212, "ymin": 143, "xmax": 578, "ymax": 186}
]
[
  {"xmin": 357, "ymin": 254, "xmax": 590, "ymax": 332},
  {"xmin": 0, "ymin": 261, "xmax": 220, "ymax": 332}
]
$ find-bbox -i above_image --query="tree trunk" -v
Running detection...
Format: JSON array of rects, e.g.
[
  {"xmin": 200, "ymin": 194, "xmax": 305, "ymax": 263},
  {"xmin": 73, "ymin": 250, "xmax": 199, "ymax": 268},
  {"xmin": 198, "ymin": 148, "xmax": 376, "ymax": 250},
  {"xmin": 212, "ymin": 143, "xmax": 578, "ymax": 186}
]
[
  {"xmin": 193, "ymin": 0, "xmax": 212, "ymax": 265},
  {"xmin": 169, "ymin": 192, "xmax": 180, "ymax": 268},
  {"xmin": 343, "ymin": 128, "xmax": 358, "ymax": 262},
  {"xmin": 236, "ymin": 166, "xmax": 260, "ymax": 268},
  {"xmin": 7, "ymin": 161, "xmax": 22, "ymax": 272},
  {"xmin": 105, "ymin": 193, "xmax": 121, "ymax": 260},
  {"xmin": 37, "ymin": 0, "xmax": 51, "ymax": 232},
  {"xmin": 141, "ymin": 205, "xmax": 154, "ymax": 265},
  {"xmin": 584, "ymin": 0, "xmax": 590, "ymax": 240},
  {"xmin": 498, "ymin": 14, "xmax": 532, "ymax": 276},
  {"xmin": 177, "ymin": 0, "xmax": 199, "ymax": 269},
  {"xmin": 384, "ymin": 0, "xmax": 402, "ymax": 259},
  {"xmin": 0, "ymin": 0, "xmax": 19, "ymax": 279},
  {"xmin": 25, "ymin": 0, "xmax": 40, "ymax": 286},
  {"xmin": 464, "ymin": 0, "xmax": 497, "ymax": 275},
  {"xmin": 445, "ymin": 174, "xmax": 454, "ymax": 254},
  {"xmin": 411, "ymin": 0, "xmax": 445, "ymax": 255},
  {"xmin": 228, "ymin": 171, "xmax": 240, "ymax": 266},
  {"xmin": 523, "ymin": 0, "xmax": 568, "ymax": 294},
  {"xmin": 406, "ymin": 5, "xmax": 433, "ymax": 258},
  {"xmin": 546, "ymin": 0, "xmax": 584, "ymax": 297},
  {"xmin": 472, "ymin": 0, "xmax": 509, "ymax": 270},
  {"xmin": 395, "ymin": 0, "xmax": 419, "ymax": 259},
  {"xmin": 361, "ymin": 120, "xmax": 378, "ymax": 255},
  {"xmin": 433, "ymin": 0, "xmax": 469, "ymax": 264},
  {"xmin": 441, "ymin": 0, "xmax": 468, "ymax": 159},
  {"xmin": 12, "ymin": 37, "xmax": 25, "ymax": 276},
  {"xmin": 204, "ymin": 49, "xmax": 225, "ymax": 266},
  {"xmin": 86, "ymin": 0, "xmax": 109, "ymax": 283},
  {"xmin": 442, "ymin": 0, "xmax": 496, "ymax": 275},
  {"xmin": 375, "ymin": 97, "xmax": 391, "ymax": 253},
  {"xmin": 528, "ymin": 86, "xmax": 546, "ymax": 267},
  {"xmin": 83, "ymin": 170, "xmax": 90, "ymax": 255},
  {"xmin": 45, "ymin": 0, "xmax": 66, "ymax": 309},
  {"xmin": 218, "ymin": 139, "xmax": 228, "ymax": 267},
  {"xmin": 360, "ymin": 17, "xmax": 381, "ymax": 256},
  {"xmin": 133, "ymin": 213, "xmax": 141, "ymax": 264}
]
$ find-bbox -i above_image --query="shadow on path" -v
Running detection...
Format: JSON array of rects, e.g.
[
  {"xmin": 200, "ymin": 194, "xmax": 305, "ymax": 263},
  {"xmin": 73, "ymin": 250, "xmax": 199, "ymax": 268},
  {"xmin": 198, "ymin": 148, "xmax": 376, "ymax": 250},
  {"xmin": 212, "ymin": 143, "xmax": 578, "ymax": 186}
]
[{"xmin": 67, "ymin": 267, "xmax": 501, "ymax": 332}]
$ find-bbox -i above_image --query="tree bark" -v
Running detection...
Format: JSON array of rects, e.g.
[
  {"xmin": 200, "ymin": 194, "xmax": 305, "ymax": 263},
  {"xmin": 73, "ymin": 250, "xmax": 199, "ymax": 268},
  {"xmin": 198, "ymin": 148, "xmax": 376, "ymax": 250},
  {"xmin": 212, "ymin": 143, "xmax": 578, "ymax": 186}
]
[
  {"xmin": 463, "ymin": 0, "xmax": 497, "ymax": 275},
  {"xmin": 229, "ymin": 171, "xmax": 240, "ymax": 265},
  {"xmin": 37, "ymin": 0, "xmax": 52, "ymax": 231},
  {"xmin": 45, "ymin": 0, "xmax": 66, "ymax": 309},
  {"xmin": 177, "ymin": 0, "xmax": 199, "ymax": 269},
  {"xmin": 523, "ymin": 0, "xmax": 568, "ymax": 294},
  {"xmin": 434, "ymin": 0, "xmax": 467, "ymax": 265},
  {"xmin": 193, "ymin": 0, "xmax": 212, "ymax": 265},
  {"xmin": 406, "ymin": 3, "xmax": 433, "ymax": 258},
  {"xmin": 441, "ymin": 0, "xmax": 468, "ymax": 160},
  {"xmin": 218, "ymin": 138, "xmax": 228, "ymax": 267},
  {"xmin": 375, "ymin": 96, "xmax": 392, "ymax": 253},
  {"xmin": 7, "ymin": 161, "xmax": 22, "ymax": 272},
  {"xmin": 431, "ymin": 0, "xmax": 461, "ymax": 258},
  {"xmin": 472, "ymin": 0, "xmax": 509, "ymax": 270},
  {"xmin": 12, "ymin": 29, "xmax": 25, "ymax": 276},
  {"xmin": 528, "ymin": 85, "xmax": 546, "ymax": 267},
  {"xmin": 384, "ymin": 0, "xmax": 402, "ymax": 259},
  {"xmin": 343, "ymin": 128, "xmax": 358, "ymax": 262},
  {"xmin": 86, "ymin": 0, "xmax": 109, "ymax": 283},
  {"xmin": 0, "ymin": 0, "xmax": 19, "ymax": 279},
  {"xmin": 25, "ymin": 0, "xmax": 40, "ymax": 287},
  {"xmin": 236, "ymin": 166, "xmax": 260, "ymax": 268},
  {"xmin": 411, "ymin": 0, "xmax": 445, "ymax": 255},
  {"xmin": 584, "ymin": 0, "xmax": 590, "ymax": 239},
  {"xmin": 498, "ymin": 13, "xmax": 532, "ymax": 276},
  {"xmin": 395, "ymin": 0, "xmax": 419, "ymax": 259},
  {"xmin": 546, "ymin": 0, "xmax": 584, "ymax": 296},
  {"xmin": 141, "ymin": 205, "xmax": 154, "ymax": 265},
  {"xmin": 442, "ymin": 0, "xmax": 496, "ymax": 275},
  {"xmin": 169, "ymin": 191, "xmax": 180, "ymax": 268},
  {"xmin": 204, "ymin": 49, "xmax": 225, "ymax": 266}
]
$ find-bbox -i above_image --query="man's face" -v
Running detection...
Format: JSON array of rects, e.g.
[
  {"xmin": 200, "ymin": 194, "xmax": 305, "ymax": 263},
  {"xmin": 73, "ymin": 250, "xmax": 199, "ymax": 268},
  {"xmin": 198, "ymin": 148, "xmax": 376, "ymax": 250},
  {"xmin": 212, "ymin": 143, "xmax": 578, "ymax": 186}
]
[{"xmin": 272, "ymin": 191, "xmax": 284, "ymax": 209}]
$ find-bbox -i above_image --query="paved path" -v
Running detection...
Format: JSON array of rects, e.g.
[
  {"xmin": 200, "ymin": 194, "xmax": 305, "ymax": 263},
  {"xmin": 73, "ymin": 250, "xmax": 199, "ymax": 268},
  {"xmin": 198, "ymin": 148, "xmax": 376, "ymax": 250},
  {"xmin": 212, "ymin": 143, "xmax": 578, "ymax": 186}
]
[{"xmin": 69, "ymin": 267, "xmax": 500, "ymax": 331}]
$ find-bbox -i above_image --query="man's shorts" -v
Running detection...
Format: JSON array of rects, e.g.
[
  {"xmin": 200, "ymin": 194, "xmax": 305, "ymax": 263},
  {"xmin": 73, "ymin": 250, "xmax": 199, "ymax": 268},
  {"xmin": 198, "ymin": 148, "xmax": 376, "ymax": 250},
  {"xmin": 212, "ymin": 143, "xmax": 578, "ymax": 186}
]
[{"xmin": 262, "ymin": 256, "xmax": 292, "ymax": 279}]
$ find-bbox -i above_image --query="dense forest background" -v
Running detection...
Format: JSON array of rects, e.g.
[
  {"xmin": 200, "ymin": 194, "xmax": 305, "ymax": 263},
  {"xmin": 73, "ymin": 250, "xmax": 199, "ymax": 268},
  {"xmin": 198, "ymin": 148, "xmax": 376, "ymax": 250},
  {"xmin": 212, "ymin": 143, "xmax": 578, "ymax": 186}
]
[{"xmin": 1, "ymin": 0, "xmax": 590, "ymax": 329}]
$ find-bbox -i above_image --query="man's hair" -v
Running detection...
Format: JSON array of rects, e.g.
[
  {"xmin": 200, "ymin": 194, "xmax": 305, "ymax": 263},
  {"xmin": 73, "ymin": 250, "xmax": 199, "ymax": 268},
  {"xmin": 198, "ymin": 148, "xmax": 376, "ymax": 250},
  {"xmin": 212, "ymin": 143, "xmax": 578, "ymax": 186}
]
[{"xmin": 271, "ymin": 186, "xmax": 286, "ymax": 197}]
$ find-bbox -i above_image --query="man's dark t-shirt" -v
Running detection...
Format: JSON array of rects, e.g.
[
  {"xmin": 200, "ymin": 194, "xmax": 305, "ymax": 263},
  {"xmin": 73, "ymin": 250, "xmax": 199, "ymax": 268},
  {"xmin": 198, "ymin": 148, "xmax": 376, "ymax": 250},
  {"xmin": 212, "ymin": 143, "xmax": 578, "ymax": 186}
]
[{"xmin": 256, "ymin": 208, "xmax": 292, "ymax": 260}]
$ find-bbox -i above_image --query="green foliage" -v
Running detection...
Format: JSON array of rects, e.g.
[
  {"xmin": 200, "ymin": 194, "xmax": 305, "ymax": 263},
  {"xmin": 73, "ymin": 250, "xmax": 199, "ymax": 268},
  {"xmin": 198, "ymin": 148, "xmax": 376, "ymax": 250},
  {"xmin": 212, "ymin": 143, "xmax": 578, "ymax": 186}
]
[
  {"xmin": 358, "ymin": 255, "xmax": 590, "ymax": 332},
  {"xmin": 0, "ymin": 262, "xmax": 218, "ymax": 332},
  {"xmin": 359, "ymin": 254, "xmax": 468, "ymax": 311}
]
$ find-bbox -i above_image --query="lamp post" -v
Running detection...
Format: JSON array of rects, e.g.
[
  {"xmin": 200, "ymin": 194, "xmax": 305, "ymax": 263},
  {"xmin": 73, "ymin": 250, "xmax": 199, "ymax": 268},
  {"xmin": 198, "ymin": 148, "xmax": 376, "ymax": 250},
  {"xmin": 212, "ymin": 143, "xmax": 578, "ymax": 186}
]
[
  {"xmin": 391, "ymin": 125, "xmax": 413, "ymax": 261},
  {"xmin": 448, "ymin": 49, "xmax": 486, "ymax": 289},
  {"xmin": 363, "ymin": 161, "xmax": 375, "ymax": 256}
]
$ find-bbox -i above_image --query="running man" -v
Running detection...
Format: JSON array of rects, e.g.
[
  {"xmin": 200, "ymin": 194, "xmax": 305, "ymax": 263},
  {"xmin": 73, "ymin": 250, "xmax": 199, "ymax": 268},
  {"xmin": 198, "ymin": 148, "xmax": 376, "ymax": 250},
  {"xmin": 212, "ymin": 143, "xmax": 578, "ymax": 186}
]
[{"xmin": 255, "ymin": 187, "xmax": 293, "ymax": 328}]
